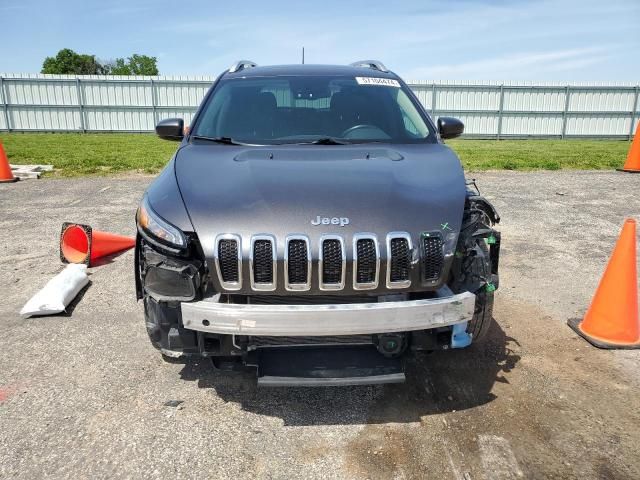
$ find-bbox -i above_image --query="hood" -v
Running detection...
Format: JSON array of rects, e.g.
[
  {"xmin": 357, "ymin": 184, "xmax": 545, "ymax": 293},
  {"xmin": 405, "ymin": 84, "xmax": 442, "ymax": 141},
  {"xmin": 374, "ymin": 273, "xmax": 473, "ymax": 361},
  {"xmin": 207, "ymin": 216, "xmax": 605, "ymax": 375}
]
[{"xmin": 174, "ymin": 143, "xmax": 467, "ymax": 259}]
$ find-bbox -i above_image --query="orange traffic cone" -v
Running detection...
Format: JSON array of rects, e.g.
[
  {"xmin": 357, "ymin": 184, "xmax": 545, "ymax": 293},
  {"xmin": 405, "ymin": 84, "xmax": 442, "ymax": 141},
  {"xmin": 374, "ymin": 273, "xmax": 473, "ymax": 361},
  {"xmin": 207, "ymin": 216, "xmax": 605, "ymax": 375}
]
[
  {"xmin": 60, "ymin": 223, "xmax": 135, "ymax": 266},
  {"xmin": 568, "ymin": 219, "xmax": 639, "ymax": 348},
  {"xmin": 0, "ymin": 141, "xmax": 18, "ymax": 183},
  {"xmin": 618, "ymin": 124, "xmax": 640, "ymax": 173}
]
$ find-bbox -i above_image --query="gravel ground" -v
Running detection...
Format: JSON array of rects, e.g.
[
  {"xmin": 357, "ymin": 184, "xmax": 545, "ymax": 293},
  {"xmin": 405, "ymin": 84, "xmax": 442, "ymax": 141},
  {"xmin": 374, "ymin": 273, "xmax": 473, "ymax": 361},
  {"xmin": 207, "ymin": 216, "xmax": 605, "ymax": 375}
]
[{"xmin": 0, "ymin": 171, "xmax": 639, "ymax": 479}]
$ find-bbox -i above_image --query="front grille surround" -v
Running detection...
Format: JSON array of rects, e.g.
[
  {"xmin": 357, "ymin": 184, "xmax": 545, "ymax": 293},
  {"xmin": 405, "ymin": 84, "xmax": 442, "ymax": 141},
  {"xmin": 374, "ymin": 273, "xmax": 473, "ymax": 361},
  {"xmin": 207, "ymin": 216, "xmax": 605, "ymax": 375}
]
[
  {"xmin": 214, "ymin": 231, "xmax": 438, "ymax": 292},
  {"xmin": 214, "ymin": 234, "xmax": 242, "ymax": 291},
  {"xmin": 353, "ymin": 233, "xmax": 380, "ymax": 290},
  {"xmin": 284, "ymin": 235, "xmax": 312, "ymax": 291},
  {"xmin": 318, "ymin": 235, "xmax": 346, "ymax": 290},
  {"xmin": 386, "ymin": 232, "xmax": 413, "ymax": 289},
  {"xmin": 250, "ymin": 235, "xmax": 277, "ymax": 291}
]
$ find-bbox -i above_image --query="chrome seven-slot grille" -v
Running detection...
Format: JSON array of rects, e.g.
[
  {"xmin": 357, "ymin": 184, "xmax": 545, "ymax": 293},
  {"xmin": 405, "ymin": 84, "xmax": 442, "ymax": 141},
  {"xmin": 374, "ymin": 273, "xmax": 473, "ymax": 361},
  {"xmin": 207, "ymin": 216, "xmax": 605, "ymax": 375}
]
[{"xmin": 214, "ymin": 232, "xmax": 443, "ymax": 291}]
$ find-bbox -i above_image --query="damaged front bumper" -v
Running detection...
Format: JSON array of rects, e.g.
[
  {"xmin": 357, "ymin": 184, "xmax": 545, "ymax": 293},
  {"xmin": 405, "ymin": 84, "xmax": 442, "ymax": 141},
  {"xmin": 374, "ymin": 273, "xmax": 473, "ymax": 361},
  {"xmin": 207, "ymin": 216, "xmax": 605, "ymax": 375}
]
[
  {"xmin": 138, "ymin": 233, "xmax": 478, "ymax": 364},
  {"xmin": 180, "ymin": 289, "xmax": 476, "ymax": 337}
]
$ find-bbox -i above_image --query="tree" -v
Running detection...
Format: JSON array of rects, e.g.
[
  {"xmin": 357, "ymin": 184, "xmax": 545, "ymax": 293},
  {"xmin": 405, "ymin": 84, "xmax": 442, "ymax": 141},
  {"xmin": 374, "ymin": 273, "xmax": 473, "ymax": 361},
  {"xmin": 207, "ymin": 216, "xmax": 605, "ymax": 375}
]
[
  {"xmin": 105, "ymin": 58, "xmax": 131, "ymax": 75},
  {"xmin": 104, "ymin": 55, "xmax": 159, "ymax": 75},
  {"xmin": 41, "ymin": 48, "xmax": 107, "ymax": 75},
  {"xmin": 41, "ymin": 49, "xmax": 159, "ymax": 76}
]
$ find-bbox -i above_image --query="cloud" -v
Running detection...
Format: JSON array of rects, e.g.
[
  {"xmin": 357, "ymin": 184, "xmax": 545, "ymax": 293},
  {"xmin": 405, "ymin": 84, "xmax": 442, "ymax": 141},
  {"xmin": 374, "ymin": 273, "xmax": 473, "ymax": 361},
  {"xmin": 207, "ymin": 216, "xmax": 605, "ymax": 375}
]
[
  {"xmin": 405, "ymin": 47, "xmax": 614, "ymax": 80},
  {"xmin": 82, "ymin": 0, "xmax": 639, "ymax": 80},
  {"xmin": 160, "ymin": 0, "xmax": 623, "ymax": 76}
]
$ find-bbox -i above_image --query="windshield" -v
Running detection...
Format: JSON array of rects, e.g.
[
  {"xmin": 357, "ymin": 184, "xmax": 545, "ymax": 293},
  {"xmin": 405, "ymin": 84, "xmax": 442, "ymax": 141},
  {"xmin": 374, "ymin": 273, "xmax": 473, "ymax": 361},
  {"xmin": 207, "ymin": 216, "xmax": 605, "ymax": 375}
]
[{"xmin": 192, "ymin": 75, "xmax": 436, "ymax": 145}]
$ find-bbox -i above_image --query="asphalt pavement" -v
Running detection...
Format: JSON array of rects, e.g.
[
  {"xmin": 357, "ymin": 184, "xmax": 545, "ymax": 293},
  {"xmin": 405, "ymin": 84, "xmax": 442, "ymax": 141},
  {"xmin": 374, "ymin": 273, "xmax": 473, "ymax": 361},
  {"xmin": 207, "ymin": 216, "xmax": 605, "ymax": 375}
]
[{"xmin": 1, "ymin": 171, "xmax": 639, "ymax": 479}]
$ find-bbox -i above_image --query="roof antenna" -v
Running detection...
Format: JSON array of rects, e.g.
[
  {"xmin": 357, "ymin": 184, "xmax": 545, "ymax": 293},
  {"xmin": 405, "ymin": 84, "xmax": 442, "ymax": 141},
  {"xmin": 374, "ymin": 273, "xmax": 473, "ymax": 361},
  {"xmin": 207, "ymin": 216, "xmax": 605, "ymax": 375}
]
[{"xmin": 302, "ymin": 47, "xmax": 305, "ymax": 64}]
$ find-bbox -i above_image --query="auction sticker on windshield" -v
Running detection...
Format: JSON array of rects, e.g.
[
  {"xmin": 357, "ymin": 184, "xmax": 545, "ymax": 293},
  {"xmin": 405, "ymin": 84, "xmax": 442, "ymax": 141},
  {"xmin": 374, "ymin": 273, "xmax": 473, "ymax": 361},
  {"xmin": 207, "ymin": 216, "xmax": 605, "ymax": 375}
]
[{"xmin": 355, "ymin": 77, "xmax": 401, "ymax": 87}]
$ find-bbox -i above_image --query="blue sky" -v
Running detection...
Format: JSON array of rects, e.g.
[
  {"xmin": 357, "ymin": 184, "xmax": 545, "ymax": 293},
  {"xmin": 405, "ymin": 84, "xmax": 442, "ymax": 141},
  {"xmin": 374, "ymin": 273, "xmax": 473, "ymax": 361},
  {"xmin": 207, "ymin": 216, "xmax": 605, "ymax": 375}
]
[{"xmin": 0, "ymin": 0, "xmax": 639, "ymax": 81}]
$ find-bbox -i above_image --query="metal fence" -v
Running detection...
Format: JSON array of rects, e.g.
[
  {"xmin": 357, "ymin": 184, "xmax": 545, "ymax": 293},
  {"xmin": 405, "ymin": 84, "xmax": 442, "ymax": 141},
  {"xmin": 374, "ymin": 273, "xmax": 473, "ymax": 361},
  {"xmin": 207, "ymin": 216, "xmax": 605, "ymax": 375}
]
[{"xmin": 1, "ymin": 73, "xmax": 638, "ymax": 138}]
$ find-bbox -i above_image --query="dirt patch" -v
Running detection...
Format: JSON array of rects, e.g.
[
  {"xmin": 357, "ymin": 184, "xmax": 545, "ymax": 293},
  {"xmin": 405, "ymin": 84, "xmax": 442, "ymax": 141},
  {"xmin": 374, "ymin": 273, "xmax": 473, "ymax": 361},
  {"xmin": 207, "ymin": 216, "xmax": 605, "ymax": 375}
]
[{"xmin": 344, "ymin": 299, "xmax": 640, "ymax": 479}]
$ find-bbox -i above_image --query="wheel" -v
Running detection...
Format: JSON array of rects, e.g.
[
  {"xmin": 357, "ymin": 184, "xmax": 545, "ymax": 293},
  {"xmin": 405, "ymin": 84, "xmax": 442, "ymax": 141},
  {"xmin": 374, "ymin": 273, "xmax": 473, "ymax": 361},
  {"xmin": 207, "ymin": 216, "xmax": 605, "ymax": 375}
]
[
  {"xmin": 465, "ymin": 240, "xmax": 494, "ymax": 341},
  {"xmin": 448, "ymin": 206, "xmax": 498, "ymax": 343}
]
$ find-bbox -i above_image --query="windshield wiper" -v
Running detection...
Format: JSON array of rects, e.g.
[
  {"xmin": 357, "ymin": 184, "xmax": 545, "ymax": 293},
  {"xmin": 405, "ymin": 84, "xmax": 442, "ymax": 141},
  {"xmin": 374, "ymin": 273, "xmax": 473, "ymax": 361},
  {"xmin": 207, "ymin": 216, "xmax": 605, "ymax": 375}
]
[
  {"xmin": 191, "ymin": 135, "xmax": 246, "ymax": 146},
  {"xmin": 305, "ymin": 137, "xmax": 349, "ymax": 145}
]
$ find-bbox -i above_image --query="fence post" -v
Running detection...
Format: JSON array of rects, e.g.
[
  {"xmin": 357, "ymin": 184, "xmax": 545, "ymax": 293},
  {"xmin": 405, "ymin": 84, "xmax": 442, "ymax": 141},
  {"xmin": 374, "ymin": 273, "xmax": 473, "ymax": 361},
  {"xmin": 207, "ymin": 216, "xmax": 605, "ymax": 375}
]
[
  {"xmin": 150, "ymin": 78, "xmax": 158, "ymax": 128},
  {"xmin": 629, "ymin": 85, "xmax": 639, "ymax": 140},
  {"xmin": 496, "ymin": 84, "xmax": 505, "ymax": 140},
  {"xmin": 431, "ymin": 83, "xmax": 436, "ymax": 118},
  {"xmin": 75, "ymin": 77, "xmax": 86, "ymax": 132},
  {"xmin": 561, "ymin": 85, "xmax": 571, "ymax": 139},
  {"xmin": 0, "ymin": 76, "xmax": 11, "ymax": 132}
]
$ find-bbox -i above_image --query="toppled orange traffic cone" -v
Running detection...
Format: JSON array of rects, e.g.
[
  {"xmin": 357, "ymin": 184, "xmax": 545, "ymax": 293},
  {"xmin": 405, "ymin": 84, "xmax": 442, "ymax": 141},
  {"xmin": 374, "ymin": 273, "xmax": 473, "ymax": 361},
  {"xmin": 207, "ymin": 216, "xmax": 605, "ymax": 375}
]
[
  {"xmin": 618, "ymin": 124, "xmax": 640, "ymax": 173},
  {"xmin": 568, "ymin": 219, "xmax": 639, "ymax": 348},
  {"xmin": 60, "ymin": 223, "xmax": 135, "ymax": 266},
  {"xmin": 0, "ymin": 141, "xmax": 18, "ymax": 183}
]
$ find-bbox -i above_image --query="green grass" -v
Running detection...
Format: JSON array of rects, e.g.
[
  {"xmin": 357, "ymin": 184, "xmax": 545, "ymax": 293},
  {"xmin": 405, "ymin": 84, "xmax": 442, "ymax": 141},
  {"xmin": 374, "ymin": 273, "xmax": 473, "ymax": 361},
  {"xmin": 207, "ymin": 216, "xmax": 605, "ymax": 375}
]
[
  {"xmin": 0, "ymin": 132, "xmax": 631, "ymax": 176},
  {"xmin": 0, "ymin": 133, "xmax": 178, "ymax": 177},
  {"xmin": 448, "ymin": 138, "xmax": 629, "ymax": 171}
]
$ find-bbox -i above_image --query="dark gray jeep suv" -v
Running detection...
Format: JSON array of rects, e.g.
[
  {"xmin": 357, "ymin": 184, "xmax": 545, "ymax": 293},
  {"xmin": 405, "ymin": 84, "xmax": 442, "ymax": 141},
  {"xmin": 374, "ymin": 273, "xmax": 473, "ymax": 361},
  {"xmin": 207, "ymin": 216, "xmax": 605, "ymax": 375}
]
[{"xmin": 135, "ymin": 60, "xmax": 501, "ymax": 386}]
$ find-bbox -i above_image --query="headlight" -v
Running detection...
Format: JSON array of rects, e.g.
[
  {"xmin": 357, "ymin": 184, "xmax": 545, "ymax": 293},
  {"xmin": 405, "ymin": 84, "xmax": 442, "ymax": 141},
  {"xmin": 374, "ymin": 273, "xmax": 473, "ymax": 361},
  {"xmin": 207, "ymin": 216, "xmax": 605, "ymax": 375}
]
[{"xmin": 137, "ymin": 196, "xmax": 187, "ymax": 248}]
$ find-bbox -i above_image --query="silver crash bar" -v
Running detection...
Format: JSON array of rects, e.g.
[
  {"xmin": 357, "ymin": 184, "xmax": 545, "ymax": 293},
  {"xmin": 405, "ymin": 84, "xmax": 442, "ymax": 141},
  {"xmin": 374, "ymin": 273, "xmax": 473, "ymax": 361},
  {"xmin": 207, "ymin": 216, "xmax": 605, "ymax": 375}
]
[{"xmin": 181, "ymin": 290, "xmax": 475, "ymax": 336}]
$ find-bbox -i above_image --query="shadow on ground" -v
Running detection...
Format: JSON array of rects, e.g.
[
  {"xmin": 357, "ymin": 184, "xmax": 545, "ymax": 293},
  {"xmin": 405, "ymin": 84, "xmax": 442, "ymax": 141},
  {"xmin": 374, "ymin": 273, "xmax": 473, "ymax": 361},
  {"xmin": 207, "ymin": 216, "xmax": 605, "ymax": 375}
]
[
  {"xmin": 56, "ymin": 280, "xmax": 92, "ymax": 317},
  {"xmin": 178, "ymin": 320, "xmax": 520, "ymax": 426},
  {"xmin": 89, "ymin": 249, "xmax": 130, "ymax": 267}
]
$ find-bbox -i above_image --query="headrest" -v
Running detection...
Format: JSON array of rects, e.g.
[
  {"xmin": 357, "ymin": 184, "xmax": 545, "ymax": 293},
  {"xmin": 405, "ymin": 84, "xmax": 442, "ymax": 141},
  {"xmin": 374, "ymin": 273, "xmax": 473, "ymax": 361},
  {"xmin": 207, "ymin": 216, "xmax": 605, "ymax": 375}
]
[{"xmin": 257, "ymin": 92, "xmax": 277, "ymax": 110}]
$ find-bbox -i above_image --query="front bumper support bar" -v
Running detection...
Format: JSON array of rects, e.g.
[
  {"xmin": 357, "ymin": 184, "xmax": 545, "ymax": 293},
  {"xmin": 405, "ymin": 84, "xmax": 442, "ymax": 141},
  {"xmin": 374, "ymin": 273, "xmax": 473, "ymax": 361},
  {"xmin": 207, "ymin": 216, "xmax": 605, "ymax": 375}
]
[{"xmin": 180, "ymin": 290, "xmax": 475, "ymax": 336}]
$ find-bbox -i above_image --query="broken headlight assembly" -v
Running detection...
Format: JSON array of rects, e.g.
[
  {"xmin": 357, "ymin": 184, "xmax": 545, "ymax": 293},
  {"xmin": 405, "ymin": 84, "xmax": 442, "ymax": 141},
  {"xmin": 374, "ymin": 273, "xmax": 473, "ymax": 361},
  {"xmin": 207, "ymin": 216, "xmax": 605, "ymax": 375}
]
[
  {"xmin": 136, "ymin": 196, "xmax": 187, "ymax": 249},
  {"xmin": 136, "ymin": 196, "xmax": 204, "ymax": 302},
  {"xmin": 140, "ymin": 244, "xmax": 202, "ymax": 302}
]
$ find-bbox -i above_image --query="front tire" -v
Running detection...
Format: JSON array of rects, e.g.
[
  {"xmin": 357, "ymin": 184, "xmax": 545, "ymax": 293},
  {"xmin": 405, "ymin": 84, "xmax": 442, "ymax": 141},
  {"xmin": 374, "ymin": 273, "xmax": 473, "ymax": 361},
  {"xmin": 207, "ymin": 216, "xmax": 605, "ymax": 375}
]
[
  {"xmin": 449, "ymin": 201, "xmax": 499, "ymax": 343},
  {"xmin": 465, "ymin": 241, "xmax": 494, "ymax": 341}
]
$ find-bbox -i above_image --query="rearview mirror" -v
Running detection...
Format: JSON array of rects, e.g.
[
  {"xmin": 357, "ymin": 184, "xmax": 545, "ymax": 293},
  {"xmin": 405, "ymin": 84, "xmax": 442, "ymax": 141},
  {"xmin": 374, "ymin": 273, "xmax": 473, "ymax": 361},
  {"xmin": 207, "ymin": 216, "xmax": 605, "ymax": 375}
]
[
  {"xmin": 156, "ymin": 118, "xmax": 184, "ymax": 141},
  {"xmin": 437, "ymin": 117, "xmax": 464, "ymax": 139}
]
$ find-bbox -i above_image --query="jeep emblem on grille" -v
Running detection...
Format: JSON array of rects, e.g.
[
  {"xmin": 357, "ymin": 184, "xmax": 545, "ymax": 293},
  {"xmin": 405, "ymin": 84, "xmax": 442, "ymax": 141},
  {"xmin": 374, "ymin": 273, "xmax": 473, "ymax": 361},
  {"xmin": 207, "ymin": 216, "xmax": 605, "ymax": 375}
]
[{"xmin": 311, "ymin": 216, "xmax": 350, "ymax": 227}]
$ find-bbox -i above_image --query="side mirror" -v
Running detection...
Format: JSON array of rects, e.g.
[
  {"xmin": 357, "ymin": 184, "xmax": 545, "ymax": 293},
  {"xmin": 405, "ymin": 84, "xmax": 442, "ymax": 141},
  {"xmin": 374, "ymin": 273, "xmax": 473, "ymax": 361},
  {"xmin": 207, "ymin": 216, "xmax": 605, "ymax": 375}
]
[
  {"xmin": 437, "ymin": 117, "xmax": 464, "ymax": 139},
  {"xmin": 156, "ymin": 118, "xmax": 184, "ymax": 141}
]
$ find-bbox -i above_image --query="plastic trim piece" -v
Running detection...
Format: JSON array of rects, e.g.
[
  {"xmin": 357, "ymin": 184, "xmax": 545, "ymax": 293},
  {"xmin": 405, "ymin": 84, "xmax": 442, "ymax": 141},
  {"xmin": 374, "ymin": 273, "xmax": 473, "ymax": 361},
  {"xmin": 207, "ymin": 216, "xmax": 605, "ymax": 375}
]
[
  {"xmin": 349, "ymin": 60, "xmax": 389, "ymax": 73},
  {"xmin": 213, "ymin": 234, "xmax": 242, "ymax": 291},
  {"xmin": 353, "ymin": 233, "xmax": 380, "ymax": 290},
  {"xmin": 284, "ymin": 235, "xmax": 311, "ymax": 291},
  {"xmin": 228, "ymin": 60, "xmax": 257, "ymax": 73},
  {"xmin": 319, "ymin": 235, "xmax": 346, "ymax": 291},
  {"xmin": 181, "ymin": 290, "xmax": 476, "ymax": 336},
  {"xmin": 451, "ymin": 321, "xmax": 472, "ymax": 348},
  {"xmin": 258, "ymin": 373, "xmax": 405, "ymax": 387},
  {"xmin": 250, "ymin": 234, "xmax": 277, "ymax": 292},
  {"xmin": 386, "ymin": 232, "xmax": 413, "ymax": 289},
  {"xmin": 420, "ymin": 231, "xmax": 444, "ymax": 286}
]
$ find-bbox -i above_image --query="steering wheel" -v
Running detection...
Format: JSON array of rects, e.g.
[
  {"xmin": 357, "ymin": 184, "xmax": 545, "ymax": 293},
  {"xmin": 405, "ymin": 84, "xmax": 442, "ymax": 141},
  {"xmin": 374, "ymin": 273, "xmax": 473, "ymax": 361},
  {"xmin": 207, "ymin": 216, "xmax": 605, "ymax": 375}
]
[{"xmin": 340, "ymin": 124, "xmax": 381, "ymax": 138}]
